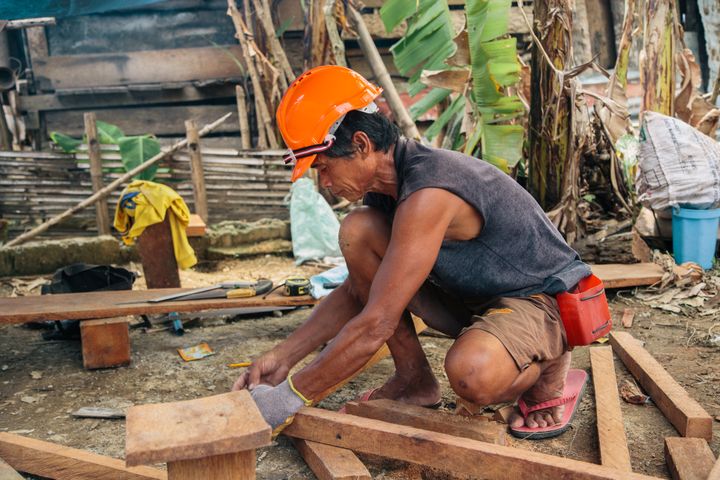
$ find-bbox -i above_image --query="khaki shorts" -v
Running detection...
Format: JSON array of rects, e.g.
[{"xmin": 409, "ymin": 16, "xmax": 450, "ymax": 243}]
[{"xmin": 458, "ymin": 294, "xmax": 568, "ymax": 371}]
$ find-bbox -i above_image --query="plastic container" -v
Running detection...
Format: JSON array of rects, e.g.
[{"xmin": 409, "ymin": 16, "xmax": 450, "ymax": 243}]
[
  {"xmin": 556, "ymin": 274, "xmax": 612, "ymax": 347},
  {"xmin": 672, "ymin": 207, "xmax": 720, "ymax": 269}
]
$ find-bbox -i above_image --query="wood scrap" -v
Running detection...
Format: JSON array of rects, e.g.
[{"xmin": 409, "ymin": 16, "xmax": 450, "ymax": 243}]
[
  {"xmin": 284, "ymin": 407, "xmax": 661, "ymax": 480},
  {"xmin": 345, "ymin": 399, "xmax": 506, "ymax": 445},
  {"xmin": 621, "ymin": 308, "xmax": 635, "ymax": 328},
  {"xmin": 2, "ymin": 113, "xmax": 232, "ymax": 248},
  {"xmin": 663, "ymin": 437, "xmax": 716, "ymax": 480},
  {"xmin": 72, "ymin": 407, "xmax": 126, "ymax": 419},
  {"xmin": 235, "ymin": 85, "xmax": 251, "ymax": 149},
  {"xmin": 185, "ymin": 119, "xmax": 208, "ymax": 223},
  {"xmin": 589, "ymin": 347, "xmax": 632, "ymax": 472},
  {"xmin": 0, "ymin": 432, "xmax": 166, "ymax": 480},
  {"xmin": 590, "ymin": 263, "xmax": 665, "ymax": 289},
  {"xmin": 291, "ymin": 438, "xmax": 371, "ymax": 480},
  {"xmin": 609, "ymin": 332, "xmax": 713, "ymax": 440},
  {"xmin": 619, "ymin": 379, "xmax": 650, "ymax": 405}
]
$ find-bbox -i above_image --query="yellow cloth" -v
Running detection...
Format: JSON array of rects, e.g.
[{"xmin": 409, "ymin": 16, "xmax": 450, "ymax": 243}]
[{"xmin": 114, "ymin": 180, "xmax": 197, "ymax": 269}]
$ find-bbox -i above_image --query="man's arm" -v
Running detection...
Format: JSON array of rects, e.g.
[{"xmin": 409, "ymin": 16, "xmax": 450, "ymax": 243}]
[{"xmin": 292, "ymin": 188, "xmax": 464, "ymax": 399}]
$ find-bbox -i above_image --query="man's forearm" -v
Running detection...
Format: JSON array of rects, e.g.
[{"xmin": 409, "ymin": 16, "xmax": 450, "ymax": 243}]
[{"xmin": 271, "ymin": 281, "xmax": 363, "ymax": 367}]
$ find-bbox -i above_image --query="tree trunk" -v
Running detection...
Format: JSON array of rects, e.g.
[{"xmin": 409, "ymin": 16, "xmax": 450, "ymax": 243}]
[
  {"xmin": 528, "ymin": 0, "xmax": 574, "ymax": 210},
  {"xmin": 640, "ymin": 0, "xmax": 675, "ymax": 117}
]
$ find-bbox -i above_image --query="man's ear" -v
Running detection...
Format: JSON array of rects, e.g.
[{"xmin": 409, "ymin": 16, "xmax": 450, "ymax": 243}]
[{"xmin": 351, "ymin": 131, "xmax": 373, "ymax": 157}]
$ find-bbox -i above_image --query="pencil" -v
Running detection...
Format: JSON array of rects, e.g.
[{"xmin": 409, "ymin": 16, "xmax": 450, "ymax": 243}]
[{"xmin": 227, "ymin": 361, "xmax": 252, "ymax": 368}]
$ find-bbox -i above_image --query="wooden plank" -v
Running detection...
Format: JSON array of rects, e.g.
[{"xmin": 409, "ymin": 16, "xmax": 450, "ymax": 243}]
[
  {"xmin": 34, "ymin": 46, "xmax": 245, "ymax": 90},
  {"xmin": 589, "ymin": 347, "xmax": 632, "ymax": 472},
  {"xmin": 0, "ymin": 456, "xmax": 23, "ymax": 480},
  {"xmin": 167, "ymin": 451, "xmax": 255, "ymax": 480},
  {"xmin": 284, "ymin": 408, "xmax": 661, "ymax": 480},
  {"xmin": 0, "ymin": 289, "xmax": 316, "ymax": 324},
  {"xmin": 609, "ymin": 332, "xmax": 713, "ymax": 440},
  {"xmin": 186, "ymin": 213, "xmax": 206, "ymax": 237},
  {"xmin": 663, "ymin": 437, "xmax": 715, "ymax": 480},
  {"xmin": 345, "ymin": 399, "xmax": 506, "ymax": 445},
  {"xmin": 80, "ymin": 317, "xmax": 131, "ymax": 369},
  {"xmin": 25, "ymin": 27, "xmax": 48, "ymax": 59},
  {"xmin": 591, "ymin": 263, "xmax": 665, "ymax": 289},
  {"xmin": 125, "ymin": 390, "xmax": 271, "ymax": 466},
  {"xmin": 0, "ymin": 433, "xmax": 166, "ymax": 480},
  {"xmin": 45, "ymin": 104, "xmax": 238, "ymax": 137},
  {"xmin": 291, "ymin": 438, "xmax": 371, "ymax": 480}
]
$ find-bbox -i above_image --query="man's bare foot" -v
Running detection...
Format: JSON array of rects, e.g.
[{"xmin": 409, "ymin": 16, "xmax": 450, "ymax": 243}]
[
  {"xmin": 369, "ymin": 367, "xmax": 441, "ymax": 407},
  {"xmin": 509, "ymin": 352, "xmax": 571, "ymax": 429}
]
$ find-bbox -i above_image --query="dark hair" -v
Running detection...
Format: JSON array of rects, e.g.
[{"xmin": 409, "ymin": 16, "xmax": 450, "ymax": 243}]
[{"xmin": 324, "ymin": 110, "xmax": 400, "ymax": 158}]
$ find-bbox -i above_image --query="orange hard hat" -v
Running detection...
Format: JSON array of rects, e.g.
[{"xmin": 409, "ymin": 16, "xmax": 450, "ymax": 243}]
[{"xmin": 276, "ymin": 65, "xmax": 383, "ymax": 182}]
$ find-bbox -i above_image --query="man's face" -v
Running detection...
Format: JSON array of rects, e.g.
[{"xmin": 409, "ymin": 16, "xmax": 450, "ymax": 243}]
[{"xmin": 312, "ymin": 152, "xmax": 373, "ymax": 202}]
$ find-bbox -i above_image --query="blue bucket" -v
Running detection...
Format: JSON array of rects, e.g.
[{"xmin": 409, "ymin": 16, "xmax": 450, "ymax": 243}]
[{"xmin": 672, "ymin": 207, "xmax": 720, "ymax": 269}]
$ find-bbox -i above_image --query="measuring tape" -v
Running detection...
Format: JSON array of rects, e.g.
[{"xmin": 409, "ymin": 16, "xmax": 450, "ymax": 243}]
[{"xmin": 284, "ymin": 277, "xmax": 311, "ymax": 296}]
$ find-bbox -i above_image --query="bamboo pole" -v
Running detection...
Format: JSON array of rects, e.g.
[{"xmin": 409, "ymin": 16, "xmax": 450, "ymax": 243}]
[
  {"xmin": 185, "ymin": 119, "xmax": 209, "ymax": 222},
  {"xmin": 255, "ymin": 0, "xmax": 295, "ymax": 85},
  {"xmin": 347, "ymin": 6, "xmax": 421, "ymax": 141},
  {"xmin": 324, "ymin": 0, "xmax": 347, "ymax": 67},
  {"xmin": 228, "ymin": 0, "xmax": 278, "ymax": 149},
  {"xmin": 3, "ymin": 113, "xmax": 232, "ymax": 248},
  {"xmin": 83, "ymin": 112, "xmax": 111, "ymax": 235},
  {"xmin": 236, "ymin": 85, "xmax": 252, "ymax": 149}
]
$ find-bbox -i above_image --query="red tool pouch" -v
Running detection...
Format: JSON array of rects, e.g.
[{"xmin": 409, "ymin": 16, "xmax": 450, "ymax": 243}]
[{"xmin": 556, "ymin": 274, "xmax": 612, "ymax": 348}]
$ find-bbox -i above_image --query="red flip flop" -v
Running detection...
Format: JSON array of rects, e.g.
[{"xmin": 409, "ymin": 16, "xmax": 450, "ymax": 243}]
[
  {"xmin": 338, "ymin": 388, "xmax": 380, "ymax": 413},
  {"xmin": 509, "ymin": 369, "xmax": 588, "ymax": 439}
]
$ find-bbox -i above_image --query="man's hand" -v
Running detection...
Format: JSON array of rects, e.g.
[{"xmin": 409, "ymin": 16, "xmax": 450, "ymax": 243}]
[
  {"xmin": 232, "ymin": 351, "xmax": 290, "ymax": 391},
  {"xmin": 250, "ymin": 379, "xmax": 310, "ymax": 434}
]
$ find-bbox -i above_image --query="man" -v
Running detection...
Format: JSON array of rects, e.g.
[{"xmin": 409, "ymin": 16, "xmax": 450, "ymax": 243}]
[{"xmin": 234, "ymin": 65, "xmax": 592, "ymax": 438}]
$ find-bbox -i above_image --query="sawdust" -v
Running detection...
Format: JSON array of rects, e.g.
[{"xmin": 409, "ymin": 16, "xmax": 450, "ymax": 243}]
[{"xmin": 0, "ymin": 255, "xmax": 719, "ymax": 479}]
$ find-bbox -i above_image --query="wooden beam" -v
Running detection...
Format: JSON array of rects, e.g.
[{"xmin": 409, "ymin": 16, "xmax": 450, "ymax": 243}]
[
  {"xmin": 284, "ymin": 408, "xmax": 661, "ymax": 480},
  {"xmin": 590, "ymin": 263, "xmax": 664, "ymax": 289},
  {"xmin": 609, "ymin": 332, "xmax": 713, "ymax": 440},
  {"xmin": 0, "ymin": 456, "xmax": 23, "ymax": 480},
  {"xmin": 345, "ymin": 399, "xmax": 506, "ymax": 445},
  {"xmin": 589, "ymin": 347, "xmax": 632, "ymax": 472},
  {"xmin": 185, "ymin": 119, "xmax": 209, "ymax": 222},
  {"xmin": 663, "ymin": 437, "xmax": 715, "ymax": 480},
  {"xmin": 290, "ymin": 438, "xmax": 371, "ymax": 480},
  {"xmin": 84, "ymin": 112, "xmax": 112, "ymax": 235},
  {"xmin": 19, "ymin": 85, "xmax": 237, "ymax": 112},
  {"xmin": 125, "ymin": 390, "xmax": 271, "ymax": 467},
  {"xmin": 0, "ymin": 432, "xmax": 166, "ymax": 480},
  {"xmin": 33, "ymin": 46, "xmax": 245, "ymax": 90}
]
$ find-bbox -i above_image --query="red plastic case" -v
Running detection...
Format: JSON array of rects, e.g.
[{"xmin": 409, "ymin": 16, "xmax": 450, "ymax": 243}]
[{"xmin": 556, "ymin": 274, "xmax": 612, "ymax": 347}]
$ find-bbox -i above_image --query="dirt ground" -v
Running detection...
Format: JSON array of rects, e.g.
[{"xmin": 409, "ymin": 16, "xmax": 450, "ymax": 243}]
[{"xmin": 1, "ymin": 254, "xmax": 719, "ymax": 479}]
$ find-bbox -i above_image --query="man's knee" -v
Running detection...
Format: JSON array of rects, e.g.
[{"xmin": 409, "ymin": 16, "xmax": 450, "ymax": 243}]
[
  {"xmin": 444, "ymin": 332, "xmax": 519, "ymax": 406},
  {"xmin": 339, "ymin": 207, "xmax": 390, "ymax": 259}
]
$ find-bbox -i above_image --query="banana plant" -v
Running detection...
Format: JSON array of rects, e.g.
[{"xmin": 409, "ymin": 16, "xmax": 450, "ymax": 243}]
[
  {"xmin": 380, "ymin": 0, "xmax": 524, "ymax": 173},
  {"xmin": 50, "ymin": 121, "xmax": 166, "ymax": 181}
]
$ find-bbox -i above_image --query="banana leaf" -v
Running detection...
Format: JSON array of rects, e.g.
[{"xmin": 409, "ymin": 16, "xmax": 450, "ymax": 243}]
[
  {"xmin": 409, "ymin": 87, "xmax": 452, "ymax": 121},
  {"xmin": 50, "ymin": 131, "xmax": 82, "ymax": 152},
  {"xmin": 118, "ymin": 135, "xmax": 161, "ymax": 181},
  {"xmin": 425, "ymin": 94, "xmax": 465, "ymax": 141},
  {"xmin": 481, "ymin": 123, "xmax": 524, "ymax": 171},
  {"xmin": 96, "ymin": 121, "xmax": 125, "ymax": 145},
  {"xmin": 379, "ymin": 0, "xmax": 420, "ymax": 32}
]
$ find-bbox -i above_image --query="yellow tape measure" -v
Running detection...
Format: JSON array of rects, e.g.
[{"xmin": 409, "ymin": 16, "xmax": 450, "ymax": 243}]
[{"xmin": 285, "ymin": 277, "xmax": 311, "ymax": 296}]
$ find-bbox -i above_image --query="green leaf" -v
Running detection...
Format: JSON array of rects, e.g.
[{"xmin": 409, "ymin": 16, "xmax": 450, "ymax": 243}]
[
  {"xmin": 409, "ymin": 87, "xmax": 452, "ymax": 120},
  {"xmin": 118, "ymin": 135, "xmax": 161, "ymax": 181},
  {"xmin": 425, "ymin": 94, "xmax": 465, "ymax": 141},
  {"xmin": 481, "ymin": 123, "xmax": 524, "ymax": 169},
  {"xmin": 50, "ymin": 131, "xmax": 82, "ymax": 152},
  {"xmin": 96, "ymin": 121, "xmax": 125, "ymax": 144},
  {"xmin": 379, "ymin": 0, "xmax": 421, "ymax": 32},
  {"xmin": 275, "ymin": 17, "xmax": 294, "ymax": 37}
]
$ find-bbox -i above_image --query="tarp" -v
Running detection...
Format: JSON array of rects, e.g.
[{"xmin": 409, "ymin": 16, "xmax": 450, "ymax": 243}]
[{"xmin": 0, "ymin": 0, "xmax": 167, "ymax": 21}]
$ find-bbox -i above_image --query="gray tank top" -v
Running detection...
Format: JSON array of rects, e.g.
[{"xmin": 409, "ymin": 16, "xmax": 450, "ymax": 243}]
[{"xmin": 364, "ymin": 138, "xmax": 591, "ymax": 298}]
